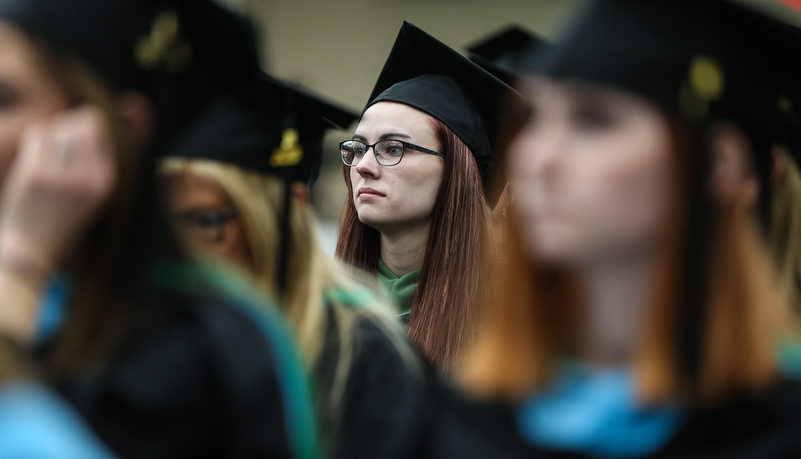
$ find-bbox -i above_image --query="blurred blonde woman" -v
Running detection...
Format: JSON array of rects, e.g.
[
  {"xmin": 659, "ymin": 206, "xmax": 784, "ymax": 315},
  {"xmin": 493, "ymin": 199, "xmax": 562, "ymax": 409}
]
[{"xmin": 161, "ymin": 75, "xmax": 428, "ymax": 459}]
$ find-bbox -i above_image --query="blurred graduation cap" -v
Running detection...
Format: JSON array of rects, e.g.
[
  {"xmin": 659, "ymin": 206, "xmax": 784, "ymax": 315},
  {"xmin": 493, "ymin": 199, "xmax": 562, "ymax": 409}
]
[
  {"xmin": 0, "ymin": 0, "xmax": 260, "ymax": 146},
  {"xmin": 365, "ymin": 21, "xmax": 525, "ymax": 181},
  {"xmin": 764, "ymin": 28, "xmax": 801, "ymax": 165},
  {"xmin": 514, "ymin": 0, "xmax": 801, "ymax": 390},
  {"xmin": 167, "ymin": 73, "xmax": 358, "ymax": 294},
  {"xmin": 168, "ymin": 73, "xmax": 358, "ymax": 185},
  {"xmin": 466, "ymin": 25, "xmax": 547, "ymax": 85}
]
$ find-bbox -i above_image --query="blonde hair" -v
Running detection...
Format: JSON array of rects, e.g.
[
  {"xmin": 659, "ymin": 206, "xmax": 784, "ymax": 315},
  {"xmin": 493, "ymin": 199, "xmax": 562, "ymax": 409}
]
[
  {"xmin": 770, "ymin": 148, "xmax": 801, "ymax": 316},
  {"xmin": 159, "ymin": 158, "xmax": 415, "ymax": 423}
]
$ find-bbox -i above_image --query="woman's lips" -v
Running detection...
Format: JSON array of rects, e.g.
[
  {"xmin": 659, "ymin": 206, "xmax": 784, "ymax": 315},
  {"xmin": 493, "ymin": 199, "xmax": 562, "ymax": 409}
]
[{"xmin": 357, "ymin": 187, "xmax": 385, "ymax": 200}]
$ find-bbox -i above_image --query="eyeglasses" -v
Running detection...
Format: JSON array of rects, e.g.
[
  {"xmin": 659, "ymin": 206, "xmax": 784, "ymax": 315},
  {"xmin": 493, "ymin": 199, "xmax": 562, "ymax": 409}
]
[
  {"xmin": 340, "ymin": 139, "xmax": 444, "ymax": 167},
  {"xmin": 173, "ymin": 207, "xmax": 238, "ymax": 245}
]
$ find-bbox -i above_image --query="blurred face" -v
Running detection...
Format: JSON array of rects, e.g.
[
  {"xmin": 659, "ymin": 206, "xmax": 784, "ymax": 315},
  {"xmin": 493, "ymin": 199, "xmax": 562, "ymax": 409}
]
[
  {"xmin": 165, "ymin": 171, "xmax": 253, "ymax": 271},
  {"xmin": 349, "ymin": 102, "xmax": 444, "ymax": 235},
  {"xmin": 0, "ymin": 21, "xmax": 70, "ymax": 183},
  {"xmin": 508, "ymin": 78, "xmax": 672, "ymax": 265}
]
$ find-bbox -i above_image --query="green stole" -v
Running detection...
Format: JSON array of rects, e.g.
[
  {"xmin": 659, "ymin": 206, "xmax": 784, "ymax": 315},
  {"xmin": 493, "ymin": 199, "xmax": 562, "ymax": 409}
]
[{"xmin": 376, "ymin": 259, "xmax": 420, "ymax": 316}]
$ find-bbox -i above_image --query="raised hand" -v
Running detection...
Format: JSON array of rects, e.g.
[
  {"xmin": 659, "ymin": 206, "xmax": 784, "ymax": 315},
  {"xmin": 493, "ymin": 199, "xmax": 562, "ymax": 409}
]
[{"xmin": 0, "ymin": 106, "xmax": 117, "ymax": 342}]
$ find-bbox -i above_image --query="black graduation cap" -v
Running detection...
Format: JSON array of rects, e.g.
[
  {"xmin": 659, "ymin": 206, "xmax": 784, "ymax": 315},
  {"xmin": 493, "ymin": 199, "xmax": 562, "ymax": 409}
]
[
  {"xmin": 168, "ymin": 73, "xmax": 358, "ymax": 185},
  {"xmin": 527, "ymin": 0, "xmax": 800, "ymax": 131},
  {"xmin": 514, "ymin": 0, "xmax": 801, "ymax": 390},
  {"xmin": 0, "ymin": 0, "xmax": 261, "ymax": 145},
  {"xmin": 466, "ymin": 25, "xmax": 547, "ymax": 85},
  {"xmin": 365, "ymin": 21, "xmax": 524, "ymax": 179}
]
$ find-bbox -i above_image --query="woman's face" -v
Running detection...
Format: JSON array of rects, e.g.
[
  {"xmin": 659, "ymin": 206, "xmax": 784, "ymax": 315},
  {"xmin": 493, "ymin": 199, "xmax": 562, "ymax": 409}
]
[
  {"xmin": 0, "ymin": 22, "xmax": 70, "ymax": 182},
  {"xmin": 165, "ymin": 171, "xmax": 253, "ymax": 271},
  {"xmin": 349, "ymin": 101, "xmax": 445, "ymax": 235},
  {"xmin": 508, "ymin": 78, "xmax": 672, "ymax": 265}
]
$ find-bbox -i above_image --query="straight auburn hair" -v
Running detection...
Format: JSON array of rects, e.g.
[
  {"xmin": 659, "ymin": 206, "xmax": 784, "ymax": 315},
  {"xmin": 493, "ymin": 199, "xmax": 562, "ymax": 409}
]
[
  {"xmin": 337, "ymin": 116, "xmax": 491, "ymax": 372},
  {"xmin": 460, "ymin": 118, "xmax": 791, "ymax": 406}
]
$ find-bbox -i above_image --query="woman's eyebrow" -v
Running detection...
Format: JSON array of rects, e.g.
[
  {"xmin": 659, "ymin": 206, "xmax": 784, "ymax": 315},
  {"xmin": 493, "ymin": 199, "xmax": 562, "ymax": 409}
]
[
  {"xmin": 378, "ymin": 132, "xmax": 411, "ymax": 141},
  {"xmin": 352, "ymin": 132, "xmax": 412, "ymax": 142}
]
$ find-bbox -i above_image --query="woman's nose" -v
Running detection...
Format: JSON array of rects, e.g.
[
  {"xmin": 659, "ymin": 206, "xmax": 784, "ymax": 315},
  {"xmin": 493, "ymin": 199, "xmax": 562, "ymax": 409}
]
[{"xmin": 354, "ymin": 148, "xmax": 381, "ymax": 178}]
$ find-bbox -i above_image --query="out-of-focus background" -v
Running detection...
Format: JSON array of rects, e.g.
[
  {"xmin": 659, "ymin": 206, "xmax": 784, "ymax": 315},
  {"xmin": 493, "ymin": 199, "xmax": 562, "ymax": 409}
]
[{"xmin": 215, "ymin": 0, "xmax": 801, "ymax": 253}]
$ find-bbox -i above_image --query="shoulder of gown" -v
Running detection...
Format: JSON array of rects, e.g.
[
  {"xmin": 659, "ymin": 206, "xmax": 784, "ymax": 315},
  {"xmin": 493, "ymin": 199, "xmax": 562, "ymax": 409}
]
[
  {"xmin": 319, "ymin": 307, "xmax": 435, "ymax": 459},
  {"xmin": 56, "ymin": 289, "xmax": 311, "ymax": 459},
  {"xmin": 419, "ymin": 377, "xmax": 801, "ymax": 459},
  {"xmin": 0, "ymin": 381, "xmax": 117, "ymax": 459}
]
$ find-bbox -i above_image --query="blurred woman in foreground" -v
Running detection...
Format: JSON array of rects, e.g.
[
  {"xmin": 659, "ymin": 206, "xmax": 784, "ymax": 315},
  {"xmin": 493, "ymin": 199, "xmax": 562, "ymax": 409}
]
[
  {"xmin": 425, "ymin": 1, "xmax": 801, "ymax": 457},
  {"xmin": 0, "ymin": 1, "xmax": 316, "ymax": 458}
]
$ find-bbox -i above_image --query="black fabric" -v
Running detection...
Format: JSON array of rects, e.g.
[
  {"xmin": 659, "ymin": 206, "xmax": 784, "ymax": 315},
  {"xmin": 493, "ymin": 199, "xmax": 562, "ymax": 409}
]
[
  {"xmin": 166, "ymin": 74, "xmax": 358, "ymax": 183},
  {"xmin": 55, "ymin": 291, "xmax": 290, "ymax": 459},
  {"xmin": 366, "ymin": 22, "xmax": 524, "ymax": 179},
  {"xmin": 526, "ymin": 0, "xmax": 801, "ymax": 133},
  {"xmin": 0, "ymin": 0, "xmax": 261, "ymax": 151},
  {"xmin": 418, "ymin": 378, "xmax": 801, "ymax": 458},
  {"xmin": 466, "ymin": 25, "xmax": 547, "ymax": 85},
  {"xmin": 314, "ymin": 308, "xmax": 432, "ymax": 459}
]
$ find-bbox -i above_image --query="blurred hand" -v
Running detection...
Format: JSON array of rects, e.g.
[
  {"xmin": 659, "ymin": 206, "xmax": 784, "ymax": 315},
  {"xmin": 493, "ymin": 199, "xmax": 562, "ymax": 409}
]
[{"xmin": 0, "ymin": 105, "xmax": 117, "ymax": 280}]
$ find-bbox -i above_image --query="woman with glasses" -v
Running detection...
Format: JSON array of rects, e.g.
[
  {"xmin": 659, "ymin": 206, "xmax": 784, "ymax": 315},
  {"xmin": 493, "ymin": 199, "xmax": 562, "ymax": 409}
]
[
  {"xmin": 337, "ymin": 22, "xmax": 523, "ymax": 373},
  {"xmin": 0, "ymin": 1, "xmax": 317, "ymax": 458},
  {"xmin": 161, "ymin": 74, "xmax": 430, "ymax": 459},
  {"xmin": 416, "ymin": 1, "xmax": 801, "ymax": 457}
]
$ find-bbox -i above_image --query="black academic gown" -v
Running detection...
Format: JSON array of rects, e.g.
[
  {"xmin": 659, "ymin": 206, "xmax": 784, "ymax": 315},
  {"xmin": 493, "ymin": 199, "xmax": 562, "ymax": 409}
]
[
  {"xmin": 316, "ymin": 307, "xmax": 432, "ymax": 459},
  {"xmin": 420, "ymin": 378, "xmax": 801, "ymax": 458},
  {"xmin": 52, "ymin": 290, "xmax": 295, "ymax": 459}
]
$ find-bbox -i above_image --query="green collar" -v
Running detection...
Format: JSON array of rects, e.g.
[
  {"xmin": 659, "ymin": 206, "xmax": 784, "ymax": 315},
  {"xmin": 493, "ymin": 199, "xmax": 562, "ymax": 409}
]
[{"xmin": 376, "ymin": 259, "xmax": 420, "ymax": 316}]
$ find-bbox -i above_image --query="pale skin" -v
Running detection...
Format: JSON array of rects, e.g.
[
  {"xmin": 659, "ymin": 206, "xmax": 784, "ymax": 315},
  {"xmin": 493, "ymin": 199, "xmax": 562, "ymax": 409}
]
[
  {"xmin": 0, "ymin": 21, "xmax": 149, "ymax": 345},
  {"xmin": 165, "ymin": 170, "xmax": 310, "ymax": 274},
  {"xmin": 350, "ymin": 101, "xmax": 445, "ymax": 277},
  {"xmin": 508, "ymin": 78, "xmax": 758, "ymax": 365},
  {"xmin": 165, "ymin": 172, "xmax": 254, "ymax": 271}
]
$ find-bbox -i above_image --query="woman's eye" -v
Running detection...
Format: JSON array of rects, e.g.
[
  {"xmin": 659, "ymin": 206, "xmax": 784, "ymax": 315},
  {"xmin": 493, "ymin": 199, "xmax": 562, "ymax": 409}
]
[
  {"xmin": 192, "ymin": 214, "xmax": 223, "ymax": 227},
  {"xmin": 385, "ymin": 146, "xmax": 404, "ymax": 156},
  {"xmin": 0, "ymin": 84, "xmax": 19, "ymax": 109}
]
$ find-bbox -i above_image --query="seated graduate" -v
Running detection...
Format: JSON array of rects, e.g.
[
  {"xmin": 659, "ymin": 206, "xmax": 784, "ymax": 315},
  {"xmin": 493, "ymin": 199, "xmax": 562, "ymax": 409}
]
[
  {"xmin": 0, "ymin": 1, "xmax": 317, "ymax": 458},
  {"xmin": 421, "ymin": 1, "xmax": 801, "ymax": 458},
  {"xmin": 160, "ymin": 73, "xmax": 430, "ymax": 459},
  {"xmin": 336, "ymin": 22, "xmax": 524, "ymax": 373}
]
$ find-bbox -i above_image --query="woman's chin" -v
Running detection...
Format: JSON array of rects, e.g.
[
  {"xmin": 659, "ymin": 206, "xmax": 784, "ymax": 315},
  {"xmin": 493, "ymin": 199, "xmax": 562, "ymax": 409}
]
[{"xmin": 523, "ymin": 232, "xmax": 583, "ymax": 266}]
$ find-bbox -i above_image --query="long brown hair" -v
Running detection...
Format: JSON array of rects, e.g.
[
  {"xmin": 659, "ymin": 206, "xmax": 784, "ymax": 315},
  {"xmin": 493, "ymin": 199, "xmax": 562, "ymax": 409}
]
[
  {"xmin": 461, "ymin": 119, "xmax": 790, "ymax": 406},
  {"xmin": 337, "ymin": 117, "xmax": 491, "ymax": 372}
]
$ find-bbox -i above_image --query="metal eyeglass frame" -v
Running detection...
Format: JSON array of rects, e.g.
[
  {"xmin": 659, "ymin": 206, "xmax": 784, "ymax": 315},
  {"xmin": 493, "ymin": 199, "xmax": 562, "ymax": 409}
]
[{"xmin": 339, "ymin": 139, "xmax": 444, "ymax": 167}]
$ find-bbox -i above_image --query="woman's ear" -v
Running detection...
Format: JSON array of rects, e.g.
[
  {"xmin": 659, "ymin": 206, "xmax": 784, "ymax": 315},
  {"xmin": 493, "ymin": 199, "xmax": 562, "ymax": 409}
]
[
  {"xmin": 772, "ymin": 144, "xmax": 789, "ymax": 184},
  {"xmin": 291, "ymin": 181, "xmax": 311, "ymax": 207},
  {"xmin": 707, "ymin": 121, "xmax": 759, "ymax": 209},
  {"xmin": 116, "ymin": 90, "xmax": 154, "ymax": 153}
]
